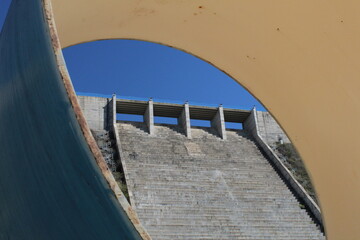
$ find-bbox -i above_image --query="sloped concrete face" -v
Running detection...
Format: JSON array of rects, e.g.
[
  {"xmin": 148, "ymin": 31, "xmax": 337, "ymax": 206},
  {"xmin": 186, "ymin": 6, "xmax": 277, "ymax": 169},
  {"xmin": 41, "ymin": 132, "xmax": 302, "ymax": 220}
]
[{"xmin": 117, "ymin": 121, "xmax": 325, "ymax": 239}]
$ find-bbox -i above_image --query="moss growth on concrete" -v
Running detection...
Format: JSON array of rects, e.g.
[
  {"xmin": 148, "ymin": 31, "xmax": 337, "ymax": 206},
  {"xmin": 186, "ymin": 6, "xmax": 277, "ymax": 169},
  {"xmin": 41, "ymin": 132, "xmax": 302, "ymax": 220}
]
[
  {"xmin": 275, "ymin": 143, "xmax": 318, "ymax": 203},
  {"xmin": 113, "ymin": 171, "xmax": 130, "ymax": 202}
]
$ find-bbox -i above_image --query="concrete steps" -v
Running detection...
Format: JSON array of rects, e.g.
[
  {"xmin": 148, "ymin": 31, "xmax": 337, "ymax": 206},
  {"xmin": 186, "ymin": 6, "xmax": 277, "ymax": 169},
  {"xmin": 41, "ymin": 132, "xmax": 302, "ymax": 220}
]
[{"xmin": 117, "ymin": 121, "xmax": 325, "ymax": 240}]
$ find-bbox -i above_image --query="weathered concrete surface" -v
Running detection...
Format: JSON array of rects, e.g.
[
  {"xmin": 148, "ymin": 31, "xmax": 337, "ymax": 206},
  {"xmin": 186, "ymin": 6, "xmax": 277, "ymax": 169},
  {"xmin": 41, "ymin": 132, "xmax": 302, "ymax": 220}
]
[
  {"xmin": 80, "ymin": 94, "xmax": 323, "ymax": 238},
  {"xmin": 77, "ymin": 95, "xmax": 110, "ymax": 130},
  {"xmin": 256, "ymin": 111, "xmax": 290, "ymax": 147},
  {"xmin": 144, "ymin": 99, "xmax": 155, "ymax": 135},
  {"xmin": 211, "ymin": 106, "xmax": 227, "ymax": 140},
  {"xmin": 245, "ymin": 109, "xmax": 322, "ymax": 226},
  {"xmin": 178, "ymin": 102, "xmax": 192, "ymax": 139},
  {"xmin": 109, "ymin": 94, "xmax": 117, "ymax": 130},
  {"xmin": 117, "ymin": 121, "xmax": 324, "ymax": 239}
]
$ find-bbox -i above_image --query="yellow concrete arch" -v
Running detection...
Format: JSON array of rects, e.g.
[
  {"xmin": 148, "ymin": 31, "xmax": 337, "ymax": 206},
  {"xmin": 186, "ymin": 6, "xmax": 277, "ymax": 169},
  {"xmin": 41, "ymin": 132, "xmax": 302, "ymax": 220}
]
[{"xmin": 50, "ymin": 0, "xmax": 360, "ymax": 239}]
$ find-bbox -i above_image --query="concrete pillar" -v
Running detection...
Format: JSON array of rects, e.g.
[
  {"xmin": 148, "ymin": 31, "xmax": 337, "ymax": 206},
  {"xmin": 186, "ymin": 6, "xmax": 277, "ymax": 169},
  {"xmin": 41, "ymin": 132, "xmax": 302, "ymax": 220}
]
[
  {"xmin": 144, "ymin": 99, "xmax": 154, "ymax": 135},
  {"xmin": 243, "ymin": 107, "xmax": 258, "ymax": 137},
  {"xmin": 112, "ymin": 94, "xmax": 116, "ymax": 126},
  {"xmin": 106, "ymin": 94, "xmax": 117, "ymax": 131},
  {"xmin": 211, "ymin": 105, "xmax": 227, "ymax": 140},
  {"xmin": 178, "ymin": 102, "xmax": 191, "ymax": 138}
]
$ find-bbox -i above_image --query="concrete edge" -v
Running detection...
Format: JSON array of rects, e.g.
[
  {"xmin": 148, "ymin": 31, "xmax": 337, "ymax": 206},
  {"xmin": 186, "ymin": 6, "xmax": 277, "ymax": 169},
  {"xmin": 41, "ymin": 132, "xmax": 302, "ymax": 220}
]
[
  {"xmin": 42, "ymin": 1, "xmax": 151, "ymax": 239},
  {"xmin": 177, "ymin": 102, "xmax": 192, "ymax": 138},
  {"xmin": 144, "ymin": 99, "xmax": 155, "ymax": 135},
  {"xmin": 211, "ymin": 105, "xmax": 227, "ymax": 140},
  {"xmin": 246, "ymin": 108, "xmax": 323, "ymax": 227},
  {"xmin": 112, "ymin": 121, "xmax": 139, "ymax": 211},
  {"xmin": 112, "ymin": 120, "xmax": 152, "ymax": 237}
]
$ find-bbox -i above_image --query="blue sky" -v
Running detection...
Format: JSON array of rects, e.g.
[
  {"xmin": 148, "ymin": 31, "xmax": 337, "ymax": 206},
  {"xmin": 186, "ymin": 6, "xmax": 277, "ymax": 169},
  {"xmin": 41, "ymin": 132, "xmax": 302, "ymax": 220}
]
[{"xmin": 1, "ymin": 0, "xmax": 265, "ymax": 127}]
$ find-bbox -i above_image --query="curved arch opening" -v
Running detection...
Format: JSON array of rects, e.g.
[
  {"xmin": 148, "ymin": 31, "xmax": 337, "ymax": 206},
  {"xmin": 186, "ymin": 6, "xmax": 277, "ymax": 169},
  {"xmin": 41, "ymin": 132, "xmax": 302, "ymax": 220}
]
[{"xmin": 63, "ymin": 39, "xmax": 325, "ymax": 237}]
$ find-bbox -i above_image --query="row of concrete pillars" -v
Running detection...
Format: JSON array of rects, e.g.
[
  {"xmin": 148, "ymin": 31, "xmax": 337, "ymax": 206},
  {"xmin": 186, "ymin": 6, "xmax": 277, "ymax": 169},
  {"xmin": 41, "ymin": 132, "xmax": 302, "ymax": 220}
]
[{"xmin": 143, "ymin": 99, "xmax": 227, "ymax": 140}]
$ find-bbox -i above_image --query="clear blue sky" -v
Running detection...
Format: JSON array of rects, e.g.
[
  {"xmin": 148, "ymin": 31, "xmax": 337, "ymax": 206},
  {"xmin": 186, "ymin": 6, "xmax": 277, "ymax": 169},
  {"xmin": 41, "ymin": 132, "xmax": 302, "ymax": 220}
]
[{"xmin": 1, "ymin": 0, "xmax": 266, "ymax": 127}]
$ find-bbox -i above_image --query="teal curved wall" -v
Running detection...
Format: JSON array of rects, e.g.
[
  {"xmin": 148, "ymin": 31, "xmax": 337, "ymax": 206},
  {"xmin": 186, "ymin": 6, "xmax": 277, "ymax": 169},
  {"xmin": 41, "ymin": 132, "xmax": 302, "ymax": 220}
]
[{"xmin": 0, "ymin": 1, "xmax": 141, "ymax": 239}]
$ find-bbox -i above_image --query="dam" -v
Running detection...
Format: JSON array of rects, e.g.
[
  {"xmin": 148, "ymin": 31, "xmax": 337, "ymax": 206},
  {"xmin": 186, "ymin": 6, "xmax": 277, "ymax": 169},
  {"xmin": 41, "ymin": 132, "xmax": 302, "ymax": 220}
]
[
  {"xmin": 79, "ymin": 93, "xmax": 325, "ymax": 240},
  {"xmin": 4, "ymin": 0, "xmax": 360, "ymax": 238}
]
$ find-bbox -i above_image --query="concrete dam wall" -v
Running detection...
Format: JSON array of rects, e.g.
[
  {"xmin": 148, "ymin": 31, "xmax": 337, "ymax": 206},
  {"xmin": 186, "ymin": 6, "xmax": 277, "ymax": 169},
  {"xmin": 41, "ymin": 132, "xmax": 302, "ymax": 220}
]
[
  {"xmin": 78, "ymin": 94, "xmax": 324, "ymax": 239},
  {"xmin": 76, "ymin": 94, "xmax": 290, "ymax": 147},
  {"xmin": 117, "ymin": 121, "xmax": 323, "ymax": 239}
]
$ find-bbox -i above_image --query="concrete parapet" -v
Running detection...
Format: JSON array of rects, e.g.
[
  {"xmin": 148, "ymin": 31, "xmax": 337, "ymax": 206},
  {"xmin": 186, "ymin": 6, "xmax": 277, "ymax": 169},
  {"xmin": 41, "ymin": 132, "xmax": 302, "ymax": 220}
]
[
  {"xmin": 77, "ymin": 95, "xmax": 109, "ymax": 130},
  {"xmin": 144, "ymin": 99, "xmax": 154, "ymax": 135},
  {"xmin": 256, "ymin": 111, "xmax": 290, "ymax": 147},
  {"xmin": 178, "ymin": 102, "xmax": 191, "ymax": 138},
  {"xmin": 244, "ymin": 108, "xmax": 323, "ymax": 227},
  {"xmin": 211, "ymin": 105, "xmax": 227, "ymax": 140}
]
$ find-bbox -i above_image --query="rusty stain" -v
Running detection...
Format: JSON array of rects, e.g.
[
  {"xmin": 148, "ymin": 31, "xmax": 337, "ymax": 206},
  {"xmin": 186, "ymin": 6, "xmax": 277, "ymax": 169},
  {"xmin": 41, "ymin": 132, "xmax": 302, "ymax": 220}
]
[
  {"xmin": 133, "ymin": 7, "xmax": 156, "ymax": 17},
  {"xmin": 246, "ymin": 55, "xmax": 256, "ymax": 60},
  {"xmin": 128, "ymin": 207, "xmax": 140, "ymax": 225},
  {"xmin": 198, "ymin": 6, "xmax": 203, "ymax": 9},
  {"xmin": 277, "ymin": 27, "xmax": 280, "ymax": 31}
]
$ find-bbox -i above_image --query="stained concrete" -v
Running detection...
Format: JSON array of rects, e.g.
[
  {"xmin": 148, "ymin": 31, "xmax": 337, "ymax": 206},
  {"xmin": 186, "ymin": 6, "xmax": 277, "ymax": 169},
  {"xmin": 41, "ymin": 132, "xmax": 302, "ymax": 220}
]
[
  {"xmin": 256, "ymin": 111, "xmax": 290, "ymax": 147},
  {"xmin": 116, "ymin": 121, "xmax": 324, "ymax": 240},
  {"xmin": 77, "ymin": 95, "xmax": 110, "ymax": 130}
]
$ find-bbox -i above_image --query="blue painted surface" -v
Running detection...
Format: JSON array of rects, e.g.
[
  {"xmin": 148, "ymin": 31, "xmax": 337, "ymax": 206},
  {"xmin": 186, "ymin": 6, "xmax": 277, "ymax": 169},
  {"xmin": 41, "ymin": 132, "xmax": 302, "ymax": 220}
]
[{"xmin": 0, "ymin": 1, "xmax": 141, "ymax": 239}]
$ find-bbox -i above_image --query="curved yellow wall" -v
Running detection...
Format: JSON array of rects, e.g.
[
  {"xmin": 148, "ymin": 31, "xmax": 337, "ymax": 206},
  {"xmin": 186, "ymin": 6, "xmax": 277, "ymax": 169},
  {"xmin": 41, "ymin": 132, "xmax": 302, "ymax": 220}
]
[{"xmin": 50, "ymin": 1, "xmax": 360, "ymax": 239}]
